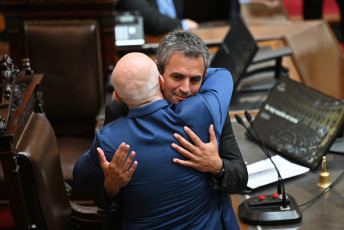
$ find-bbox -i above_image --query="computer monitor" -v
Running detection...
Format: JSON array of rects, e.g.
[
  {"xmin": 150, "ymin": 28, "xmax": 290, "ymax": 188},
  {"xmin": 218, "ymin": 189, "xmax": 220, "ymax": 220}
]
[
  {"xmin": 210, "ymin": 15, "xmax": 259, "ymax": 92},
  {"xmin": 249, "ymin": 76, "xmax": 344, "ymax": 169}
]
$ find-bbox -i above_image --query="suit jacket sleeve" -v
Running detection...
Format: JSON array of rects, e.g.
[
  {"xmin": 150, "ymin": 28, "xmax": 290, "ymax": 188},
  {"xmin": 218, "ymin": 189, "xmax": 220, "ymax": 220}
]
[
  {"xmin": 208, "ymin": 114, "xmax": 248, "ymax": 193},
  {"xmin": 116, "ymin": 0, "xmax": 184, "ymax": 35},
  {"xmin": 93, "ymin": 183, "xmax": 120, "ymax": 211}
]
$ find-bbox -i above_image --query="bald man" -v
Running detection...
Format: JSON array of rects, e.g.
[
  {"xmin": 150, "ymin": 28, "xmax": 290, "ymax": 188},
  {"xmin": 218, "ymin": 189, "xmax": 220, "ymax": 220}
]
[{"xmin": 73, "ymin": 52, "xmax": 239, "ymax": 229}]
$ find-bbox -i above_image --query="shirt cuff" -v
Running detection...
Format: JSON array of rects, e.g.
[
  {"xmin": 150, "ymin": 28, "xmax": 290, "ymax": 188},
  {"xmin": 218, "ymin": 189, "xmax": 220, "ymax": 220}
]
[
  {"xmin": 181, "ymin": 20, "xmax": 190, "ymax": 30},
  {"xmin": 103, "ymin": 188, "xmax": 120, "ymax": 211}
]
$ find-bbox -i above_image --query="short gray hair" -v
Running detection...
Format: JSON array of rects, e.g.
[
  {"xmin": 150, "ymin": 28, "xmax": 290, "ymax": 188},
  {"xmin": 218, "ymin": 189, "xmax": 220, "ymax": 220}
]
[{"xmin": 156, "ymin": 30, "xmax": 210, "ymax": 75}]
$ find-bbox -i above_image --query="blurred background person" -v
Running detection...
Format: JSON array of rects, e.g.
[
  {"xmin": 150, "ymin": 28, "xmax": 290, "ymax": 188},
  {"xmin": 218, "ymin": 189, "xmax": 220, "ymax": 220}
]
[
  {"xmin": 303, "ymin": 0, "xmax": 344, "ymax": 44},
  {"xmin": 115, "ymin": 0, "xmax": 199, "ymax": 35},
  {"xmin": 115, "ymin": 0, "xmax": 279, "ymax": 35}
]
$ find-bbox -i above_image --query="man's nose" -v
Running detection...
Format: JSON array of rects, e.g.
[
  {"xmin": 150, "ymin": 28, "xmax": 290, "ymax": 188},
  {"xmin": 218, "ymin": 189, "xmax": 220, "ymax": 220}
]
[{"xmin": 179, "ymin": 79, "xmax": 190, "ymax": 93}]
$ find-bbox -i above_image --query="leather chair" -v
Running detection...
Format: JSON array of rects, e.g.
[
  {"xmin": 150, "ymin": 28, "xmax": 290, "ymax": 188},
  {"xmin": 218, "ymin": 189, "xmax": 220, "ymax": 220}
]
[
  {"xmin": 23, "ymin": 20, "xmax": 108, "ymax": 200},
  {"xmin": 17, "ymin": 112, "xmax": 104, "ymax": 230}
]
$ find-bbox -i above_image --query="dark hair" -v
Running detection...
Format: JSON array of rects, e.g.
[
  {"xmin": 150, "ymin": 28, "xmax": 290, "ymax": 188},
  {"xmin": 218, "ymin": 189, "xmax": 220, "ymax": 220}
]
[{"xmin": 156, "ymin": 30, "xmax": 210, "ymax": 75}]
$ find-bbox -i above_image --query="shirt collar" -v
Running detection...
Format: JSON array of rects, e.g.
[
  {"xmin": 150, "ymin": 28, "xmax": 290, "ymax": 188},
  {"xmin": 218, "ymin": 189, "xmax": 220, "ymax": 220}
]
[{"xmin": 127, "ymin": 100, "xmax": 170, "ymax": 118}]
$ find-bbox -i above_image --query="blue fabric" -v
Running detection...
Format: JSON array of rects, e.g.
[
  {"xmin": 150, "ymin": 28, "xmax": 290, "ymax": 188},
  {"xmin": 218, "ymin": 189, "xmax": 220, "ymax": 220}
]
[
  {"xmin": 73, "ymin": 68, "xmax": 239, "ymax": 229},
  {"xmin": 157, "ymin": 0, "xmax": 190, "ymax": 30},
  {"xmin": 181, "ymin": 19, "xmax": 189, "ymax": 30},
  {"xmin": 156, "ymin": 0, "xmax": 177, "ymax": 18}
]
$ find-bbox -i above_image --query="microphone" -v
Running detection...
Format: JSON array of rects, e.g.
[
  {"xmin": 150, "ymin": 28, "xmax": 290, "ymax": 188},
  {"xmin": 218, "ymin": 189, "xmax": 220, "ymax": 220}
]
[
  {"xmin": 235, "ymin": 112, "xmax": 302, "ymax": 225},
  {"xmin": 235, "ymin": 114, "xmax": 283, "ymax": 198},
  {"xmin": 243, "ymin": 111, "xmax": 286, "ymax": 206}
]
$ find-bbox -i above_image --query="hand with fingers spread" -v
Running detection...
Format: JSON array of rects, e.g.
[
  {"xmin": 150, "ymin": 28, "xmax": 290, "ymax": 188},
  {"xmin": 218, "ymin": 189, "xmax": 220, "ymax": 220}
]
[
  {"xmin": 172, "ymin": 124, "xmax": 223, "ymax": 175},
  {"xmin": 98, "ymin": 142, "xmax": 138, "ymax": 199}
]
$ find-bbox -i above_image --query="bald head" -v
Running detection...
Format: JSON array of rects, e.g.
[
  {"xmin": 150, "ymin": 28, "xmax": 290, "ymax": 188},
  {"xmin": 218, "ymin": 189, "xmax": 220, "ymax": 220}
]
[{"xmin": 112, "ymin": 52, "xmax": 164, "ymax": 108}]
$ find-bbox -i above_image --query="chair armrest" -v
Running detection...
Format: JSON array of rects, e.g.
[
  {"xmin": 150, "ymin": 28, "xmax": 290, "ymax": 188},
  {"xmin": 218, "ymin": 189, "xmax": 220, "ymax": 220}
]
[
  {"xmin": 245, "ymin": 46, "xmax": 293, "ymax": 79},
  {"xmin": 65, "ymin": 181, "xmax": 73, "ymax": 197},
  {"xmin": 251, "ymin": 46, "xmax": 293, "ymax": 64},
  {"xmin": 70, "ymin": 201, "xmax": 105, "ymax": 224}
]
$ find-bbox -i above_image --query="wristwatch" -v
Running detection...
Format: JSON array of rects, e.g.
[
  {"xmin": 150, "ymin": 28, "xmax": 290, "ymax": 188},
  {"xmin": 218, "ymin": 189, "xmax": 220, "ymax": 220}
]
[{"xmin": 214, "ymin": 162, "xmax": 225, "ymax": 179}]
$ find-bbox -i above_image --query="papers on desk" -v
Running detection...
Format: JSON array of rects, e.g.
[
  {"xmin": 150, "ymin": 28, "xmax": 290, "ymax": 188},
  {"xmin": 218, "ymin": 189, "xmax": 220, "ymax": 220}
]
[{"xmin": 247, "ymin": 155, "xmax": 310, "ymax": 189}]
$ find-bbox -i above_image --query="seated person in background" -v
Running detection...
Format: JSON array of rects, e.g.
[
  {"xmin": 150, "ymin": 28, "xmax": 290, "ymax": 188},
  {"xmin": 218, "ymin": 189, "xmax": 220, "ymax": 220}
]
[
  {"xmin": 116, "ymin": 0, "xmax": 199, "ymax": 34},
  {"xmin": 96, "ymin": 30, "xmax": 248, "ymax": 229},
  {"xmin": 337, "ymin": 0, "xmax": 344, "ymax": 44},
  {"xmin": 115, "ymin": 0, "xmax": 278, "ymax": 35},
  {"xmin": 303, "ymin": 0, "xmax": 323, "ymax": 19},
  {"xmin": 73, "ymin": 50, "xmax": 240, "ymax": 229}
]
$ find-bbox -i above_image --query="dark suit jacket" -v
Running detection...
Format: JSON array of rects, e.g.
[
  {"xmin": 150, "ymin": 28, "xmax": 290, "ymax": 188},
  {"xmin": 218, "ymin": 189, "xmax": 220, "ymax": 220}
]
[
  {"xmin": 93, "ymin": 99, "xmax": 248, "ymax": 229},
  {"xmin": 116, "ymin": 0, "xmax": 185, "ymax": 35}
]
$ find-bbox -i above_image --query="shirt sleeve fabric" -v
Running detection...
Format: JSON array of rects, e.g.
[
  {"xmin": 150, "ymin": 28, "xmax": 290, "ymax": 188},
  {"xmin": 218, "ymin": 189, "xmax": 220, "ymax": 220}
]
[{"xmin": 197, "ymin": 68, "xmax": 233, "ymax": 140}]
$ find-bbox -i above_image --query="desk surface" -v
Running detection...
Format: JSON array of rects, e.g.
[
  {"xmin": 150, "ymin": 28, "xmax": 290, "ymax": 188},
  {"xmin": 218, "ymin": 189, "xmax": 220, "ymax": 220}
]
[
  {"xmin": 231, "ymin": 119, "xmax": 344, "ymax": 229},
  {"xmin": 142, "ymin": 20, "xmax": 322, "ymax": 48}
]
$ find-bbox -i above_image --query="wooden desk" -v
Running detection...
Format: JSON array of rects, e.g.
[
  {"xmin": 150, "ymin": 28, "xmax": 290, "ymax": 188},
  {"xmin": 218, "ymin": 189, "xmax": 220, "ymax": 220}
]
[
  {"xmin": 142, "ymin": 20, "xmax": 328, "ymax": 47},
  {"xmin": 249, "ymin": 20, "xmax": 344, "ymax": 100},
  {"xmin": 115, "ymin": 26, "xmax": 230, "ymax": 53},
  {"xmin": 284, "ymin": 22, "xmax": 344, "ymax": 100}
]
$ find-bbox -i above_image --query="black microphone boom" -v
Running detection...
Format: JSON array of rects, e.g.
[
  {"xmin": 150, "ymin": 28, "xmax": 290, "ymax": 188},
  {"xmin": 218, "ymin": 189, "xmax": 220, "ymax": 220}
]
[
  {"xmin": 235, "ymin": 114, "xmax": 284, "ymax": 196},
  {"xmin": 244, "ymin": 111, "xmax": 286, "ymax": 206},
  {"xmin": 235, "ymin": 112, "xmax": 302, "ymax": 225}
]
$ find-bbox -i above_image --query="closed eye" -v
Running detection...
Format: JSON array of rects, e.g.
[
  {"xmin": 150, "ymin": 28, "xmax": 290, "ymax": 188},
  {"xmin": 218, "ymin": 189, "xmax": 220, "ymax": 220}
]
[{"xmin": 190, "ymin": 76, "xmax": 202, "ymax": 84}]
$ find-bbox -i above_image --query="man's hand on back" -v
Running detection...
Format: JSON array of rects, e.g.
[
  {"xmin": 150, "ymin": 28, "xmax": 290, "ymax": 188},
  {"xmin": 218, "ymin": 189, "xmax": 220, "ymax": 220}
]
[
  {"xmin": 97, "ymin": 143, "xmax": 138, "ymax": 199},
  {"xmin": 171, "ymin": 125, "xmax": 223, "ymax": 175}
]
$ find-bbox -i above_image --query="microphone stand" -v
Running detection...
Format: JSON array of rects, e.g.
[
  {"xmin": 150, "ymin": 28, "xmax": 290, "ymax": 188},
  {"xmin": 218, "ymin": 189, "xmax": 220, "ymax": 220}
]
[
  {"xmin": 235, "ymin": 114, "xmax": 283, "ymax": 196},
  {"xmin": 235, "ymin": 112, "xmax": 302, "ymax": 225},
  {"xmin": 244, "ymin": 111, "xmax": 287, "ymax": 208}
]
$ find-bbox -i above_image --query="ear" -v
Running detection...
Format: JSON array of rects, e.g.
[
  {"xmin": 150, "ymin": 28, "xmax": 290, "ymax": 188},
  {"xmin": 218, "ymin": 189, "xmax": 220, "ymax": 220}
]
[
  {"xmin": 204, "ymin": 69, "xmax": 208, "ymax": 79},
  {"xmin": 113, "ymin": 91, "xmax": 123, "ymax": 103},
  {"xmin": 159, "ymin": 74, "xmax": 165, "ymax": 92},
  {"xmin": 154, "ymin": 60, "xmax": 161, "ymax": 73}
]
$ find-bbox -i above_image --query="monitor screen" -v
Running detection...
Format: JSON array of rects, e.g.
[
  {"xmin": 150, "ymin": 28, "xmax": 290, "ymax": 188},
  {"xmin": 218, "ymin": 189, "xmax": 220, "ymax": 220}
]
[{"xmin": 210, "ymin": 15, "xmax": 258, "ymax": 92}]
